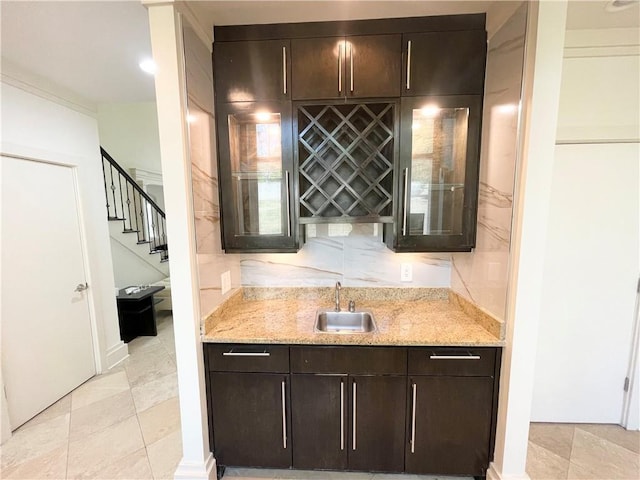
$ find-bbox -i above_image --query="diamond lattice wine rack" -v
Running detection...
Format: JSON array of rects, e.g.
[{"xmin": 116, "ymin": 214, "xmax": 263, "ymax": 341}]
[{"xmin": 297, "ymin": 103, "xmax": 395, "ymax": 222}]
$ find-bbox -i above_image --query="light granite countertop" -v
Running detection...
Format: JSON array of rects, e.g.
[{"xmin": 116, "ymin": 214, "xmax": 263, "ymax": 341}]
[{"xmin": 203, "ymin": 287, "xmax": 505, "ymax": 347}]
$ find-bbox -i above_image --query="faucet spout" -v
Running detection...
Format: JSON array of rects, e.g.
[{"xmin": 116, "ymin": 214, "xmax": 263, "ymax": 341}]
[{"xmin": 334, "ymin": 281, "xmax": 342, "ymax": 311}]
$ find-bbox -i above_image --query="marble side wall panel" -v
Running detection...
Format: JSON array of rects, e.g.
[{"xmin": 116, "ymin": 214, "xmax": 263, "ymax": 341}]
[{"xmin": 451, "ymin": 4, "xmax": 527, "ymax": 321}]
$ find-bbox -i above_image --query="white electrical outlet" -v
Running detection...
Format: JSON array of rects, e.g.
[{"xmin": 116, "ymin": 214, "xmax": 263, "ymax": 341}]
[
  {"xmin": 400, "ymin": 263, "xmax": 413, "ymax": 282},
  {"xmin": 221, "ymin": 270, "xmax": 231, "ymax": 295}
]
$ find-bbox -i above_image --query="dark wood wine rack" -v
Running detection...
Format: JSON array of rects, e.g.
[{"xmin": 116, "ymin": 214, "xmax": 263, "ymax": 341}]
[{"xmin": 297, "ymin": 103, "xmax": 395, "ymax": 222}]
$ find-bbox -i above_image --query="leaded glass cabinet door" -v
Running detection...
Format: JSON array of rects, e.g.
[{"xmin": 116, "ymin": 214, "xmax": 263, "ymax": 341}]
[
  {"xmin": 388, "ymin": 95, "xmax": 482, "ymax": 252},
  {"xmin": 217, "ymin": 101, "xmax": 298, "ymax": 252}
]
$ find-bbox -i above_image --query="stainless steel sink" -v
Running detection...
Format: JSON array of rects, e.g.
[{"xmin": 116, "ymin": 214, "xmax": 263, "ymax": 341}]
[{"xmin": 314, "ymin": 310, "xmax": 377, "ymax": 334}]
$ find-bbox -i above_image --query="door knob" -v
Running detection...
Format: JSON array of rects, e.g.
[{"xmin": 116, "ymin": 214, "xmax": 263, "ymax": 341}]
[{"xmin": 74, "ymin": 283, "xmax": 89, "ymax": 292}]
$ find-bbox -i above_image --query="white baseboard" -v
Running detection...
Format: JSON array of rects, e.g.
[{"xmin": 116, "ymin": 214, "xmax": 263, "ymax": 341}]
[
  {"xmin": 173, "ymin": 453, "xmax": 217, "ymax": 480},
  {"xmin": 106, "ymin": 342, "xmax": 129, "ymax": 370},
  {"xmin": 487, "ymin": 463, "xmax": 532, "ymax": 480}
]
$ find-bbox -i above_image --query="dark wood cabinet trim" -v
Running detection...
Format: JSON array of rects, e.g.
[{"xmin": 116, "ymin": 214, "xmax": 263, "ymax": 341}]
[{"xmin": 214, "ymin": 14, "xmax": 486, "ymax": 42}]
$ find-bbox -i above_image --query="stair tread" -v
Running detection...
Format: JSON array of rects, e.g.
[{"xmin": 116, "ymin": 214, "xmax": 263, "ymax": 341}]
[{"xmin": 108, "ymin": 217, "xmax": 126, "ymax": 221}]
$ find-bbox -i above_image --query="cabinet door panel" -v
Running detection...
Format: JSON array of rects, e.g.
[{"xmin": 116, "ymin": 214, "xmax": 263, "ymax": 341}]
[
  {"xmin": 349, "ymin": 376, "xmax": 406, "ymax": 472},
  {"xmin": 291, "ymin": 37, "xmax": 344, "ymax": 100},
  {"xmin": 406, "ymin": 376, "xmax": 493, "ymax": 475},
  {"xmin": 216, "ymin": 101, "xmax": 298, "ymax": 252},
  {"xmin": 348, "ymin": 34, "xmax": 401, "ymax": 98},
  {"xmin": 210, "ymin": 373, "xmax": 291, "ymax": 467},
  {"xmin": 403, "ymin": 30, "xmax": 487, "ymax": 96},
  {"xmin": 291, "ymin": 375, "xmax": 348, "ymax": 470},
  {"xmin": 214, "ymin": 40, "xmax": 290, "ymax": 102},
  {"xmin": 388, "ymin": 94, "xmax": 482, "ymax": 252}
]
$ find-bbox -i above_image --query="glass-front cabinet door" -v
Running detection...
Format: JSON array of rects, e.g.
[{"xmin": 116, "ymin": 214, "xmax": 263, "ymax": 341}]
[
  {"xmin": 389, "ymin": 95, "xmax": 482, "ymax": 251},
  {"xmin": 217, "ymin": 101, "xmax": 298, "ymax": 252}
]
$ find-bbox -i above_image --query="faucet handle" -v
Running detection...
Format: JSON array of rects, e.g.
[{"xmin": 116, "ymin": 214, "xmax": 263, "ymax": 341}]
[{"xmin": 348, "ymin": 300, "xmax": 356, "ymax": 312}]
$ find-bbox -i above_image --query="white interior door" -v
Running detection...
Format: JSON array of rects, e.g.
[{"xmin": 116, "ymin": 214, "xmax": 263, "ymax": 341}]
[
  {"xmin": 531, "ymin": 143, "xmax": 639, "ymax": 423},
  {"xmin": 1, "ymin": 156, "xmax": 96, "ymax": 429}
]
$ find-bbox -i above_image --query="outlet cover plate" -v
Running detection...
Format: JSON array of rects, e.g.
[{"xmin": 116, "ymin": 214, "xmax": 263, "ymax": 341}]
[
  {"xmin": 400, "ymin": 263, "xmax": 412, "ymax": 282},
  {"xmin": 221, "ymin": 271, "xmax": 231, "ymax": 295}
]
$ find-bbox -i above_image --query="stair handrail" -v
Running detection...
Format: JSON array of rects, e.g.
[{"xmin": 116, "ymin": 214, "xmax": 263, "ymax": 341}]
[{"xmin": 100, "ymin": 147, "xmax": 166, "ymax": 218}]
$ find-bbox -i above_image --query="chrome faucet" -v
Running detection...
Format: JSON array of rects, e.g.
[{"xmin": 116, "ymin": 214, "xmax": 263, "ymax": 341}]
[
  {"xmin": 348, "ymin": 300, "xmax": 356, "ymax": 312},
  {"xmin": 334, "ymin": 281, "xmax": 342, "ymax": 311}
]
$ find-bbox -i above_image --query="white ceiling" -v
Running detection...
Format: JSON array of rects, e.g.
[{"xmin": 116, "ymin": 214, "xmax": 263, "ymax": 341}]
[
  {"xmin": 0, "ymin": 1, "xmax": 638, "ymax": 105},
  {"xmin": 0, "ymin": 1, "xmax": 156, "ymax": 104}
]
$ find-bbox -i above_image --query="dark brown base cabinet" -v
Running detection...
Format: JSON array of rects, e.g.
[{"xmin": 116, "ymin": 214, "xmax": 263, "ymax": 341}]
[
  {"xmin": 204, "ymin": 344, "xmax": 501, "ymax": 477},
  {"xmin": 291, "ymin": 374, "xmax": 406, "ymax": 473}
]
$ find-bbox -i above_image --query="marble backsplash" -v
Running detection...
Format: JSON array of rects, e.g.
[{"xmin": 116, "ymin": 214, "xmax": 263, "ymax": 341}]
[
  {"xmin": 450, "ymin": 3, "xmax": 528, "ymax": 320},
  {"xmin": 240, "ymin": 231, "xmax": 451, "ymax": 288}
]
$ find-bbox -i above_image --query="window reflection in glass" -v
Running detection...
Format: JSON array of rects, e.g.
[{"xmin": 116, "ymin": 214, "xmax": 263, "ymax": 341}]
[
  {"xmin": 228, "ymin": 112, "xmax": 283, "ymax": 236},
  {"xmin": 409, "ymin": 107, "xmax": 468, "ymax": 236}
]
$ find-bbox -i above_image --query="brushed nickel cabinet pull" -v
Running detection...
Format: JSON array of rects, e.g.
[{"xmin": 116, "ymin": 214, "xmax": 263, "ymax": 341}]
[
  {"xmin": 281, "ymin": 380, "xmax": 287, "ymax": 449},
  {"xmin": 429, "ymin": 355, "xmax": 481, "ymax": 360},
  {"xmin": 338, "ymin": 41, "xmax": 343, "ymax": 94},
  {"xmin": 406, "ymin": 40, "xmax": 412, "ymax": 90},
  {"xmin": 352, "ymin": 381, "xmax": 357, "ymax": 450},
  {"xmin": 222, "ymin": 351, "xmax": 270, "ymax": 357},
  {"xmin": 410, "ymin": 383, "xmax": 417, "ymax": 453},
  {"xmin": 402, "ymin": 168, "xmax": 409, "ymax": 235},
  {"xmin": 282, "ymin": 46, "xmax": 287, "ymax": 95},
  {"xmin": 350, "ymin": 42, "xmax": 354, "ymax": 93},
  {"xmin": 340, "ymin": 379, "xmax": 345, "ymax": 450},
  {"xmin": 285, "ymin": 171, "xmax": 291, "ymax": 237}
]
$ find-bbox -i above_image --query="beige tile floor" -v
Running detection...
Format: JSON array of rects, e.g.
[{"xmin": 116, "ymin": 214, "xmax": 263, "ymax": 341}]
[
  {"xmin": 526, "ymin": 422, "xmax": 640, "ymax": 480},
  {"xmin": 1, "ymin": 312, "xmax": 181, "ymax": 480},
  {"xmin": 2, "ymin": 313, "xmax": 638, "ymax": 480}
]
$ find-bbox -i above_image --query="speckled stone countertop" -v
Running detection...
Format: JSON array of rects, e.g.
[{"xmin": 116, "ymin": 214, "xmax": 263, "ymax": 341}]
[{"xmin": 203, "ymin": 287, "xmax": 504, "ymax": 347}]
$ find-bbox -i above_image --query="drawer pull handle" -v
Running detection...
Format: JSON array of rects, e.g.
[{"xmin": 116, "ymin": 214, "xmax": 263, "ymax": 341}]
[
  {"xmin": 222, "ymin": 351, "xmax": 270, "ymax": 357},
  {"xmin": 281, "ymin": 379, "xmax": 287, "ymax": 449},
  {"xmin": 410, "ymin": 383, "xmax": 417, "ymax": 454},
  {"xmin": 429, "ymin": 355, "xmax": 481, "ymax": 360}
]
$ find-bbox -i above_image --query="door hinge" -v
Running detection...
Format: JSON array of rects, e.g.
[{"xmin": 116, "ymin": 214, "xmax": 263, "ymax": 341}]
[
  {"xmin": 637, "ymin": 277, "xmax": 640, "ymax": 293},
  {"xmin": 624, "ymin": 377, "xmax": 630, "ymax": 392}
]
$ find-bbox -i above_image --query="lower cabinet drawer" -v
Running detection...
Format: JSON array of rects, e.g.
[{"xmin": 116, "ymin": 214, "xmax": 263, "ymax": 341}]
[
  {"xmin": 206, "ymin": 344, "xmax": 289, "ymax": 373},
  {"xmin": 290, "ymin": 346, "xmax": 407, "ymax": 375},
  {"xmin": 408, "ymin": 347, "xmax": 497, "ymax": 376}
]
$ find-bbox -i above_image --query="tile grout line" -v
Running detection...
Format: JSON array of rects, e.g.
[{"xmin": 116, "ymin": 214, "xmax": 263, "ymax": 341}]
[{"xmin": 124, "ymin": 352, "xmax": 157, "ymax": 479}]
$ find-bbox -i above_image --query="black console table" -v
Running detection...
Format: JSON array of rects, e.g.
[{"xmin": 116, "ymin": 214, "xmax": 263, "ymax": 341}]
[{"xmin": 116, "ymin": 285, "xmax": 165, "ymax": 343}]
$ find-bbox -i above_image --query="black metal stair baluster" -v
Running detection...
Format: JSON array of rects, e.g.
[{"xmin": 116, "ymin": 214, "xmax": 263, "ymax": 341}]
[
  {"xmin": 160, "ymin": 215, "xmax": 167, "ymax": 260},
  {"xmin": 125, "ymin": 180, "xmax": 134, "ymax": 233},
  {"xmin": 109, "ymin": 163, "xmax": 119, "ymax": 219},
  {"xmin": 117, "ymin": 173, "xmax": 127, "ymax": 230},
  {"xmin": 102, "ymin": 155, "xmax": 112, "ymax": 219},
  {"xmin": 132, "ymin": 186, "xmax": 141, "ymax": 242}
]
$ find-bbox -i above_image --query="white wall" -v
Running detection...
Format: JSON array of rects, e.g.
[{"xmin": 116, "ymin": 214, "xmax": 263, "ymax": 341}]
[
  {"xmin": 531, "ymin": 26, "xmax": 640, "ymax": 424},
  {"xmin": 97, "ymin": 102, "xmax": 162, "ymax": 173},
  {"xmin": 0, "ymin": 72, "xmax": 127, "ymax": 372}
]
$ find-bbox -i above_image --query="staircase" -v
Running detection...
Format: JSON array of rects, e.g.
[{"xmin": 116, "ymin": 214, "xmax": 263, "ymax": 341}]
[{"xmin": 101, "ymin": 147, "xmax": 169, "ymax": 283}]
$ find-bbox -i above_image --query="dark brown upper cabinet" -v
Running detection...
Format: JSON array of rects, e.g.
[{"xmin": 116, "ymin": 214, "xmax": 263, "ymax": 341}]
[
  {"xmin": 384, "ymin": 94, "xmax": 483, "ymax": 252},
  {"xmin": 402, "ymin": 30, "xmax": 487, "ymax": 96},
  {"xmin": 216, "ymin": 100, "xmax": 299, "ymax": 253},
  {"xmin": 213, "ymin": 39, "xmax": 291, "ymax": 102},
  {"xmin": 291, "ymin": 34, "xmax": 402, "ymax": 100}
]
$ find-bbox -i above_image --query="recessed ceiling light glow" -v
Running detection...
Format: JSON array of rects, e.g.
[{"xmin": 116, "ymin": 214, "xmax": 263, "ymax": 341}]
[
  {"xmin": 605, "ymin": 0, "xmax": 638, "ymax": 11},
  {"xmin": 139, "ymin": 59, "xmax": 157, "ymax": 75},
  {"xmin": 420, "ymin": 105, "xmax": 440, "ymax": 117},
  {"xmin": 255, "ymin": 112, "xmax": 272, "ymax": 122}
]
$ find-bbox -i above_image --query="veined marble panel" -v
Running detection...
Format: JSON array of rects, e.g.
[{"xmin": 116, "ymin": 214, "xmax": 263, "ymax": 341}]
[
  {"xmin": 451, "ymin": 3, "xmax": 527, "ymax": 321},
  {"xmin": 241, "ymin": 234, "xmax": 451, "ymax": 288}
]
